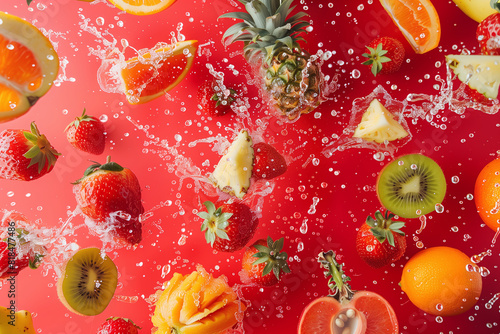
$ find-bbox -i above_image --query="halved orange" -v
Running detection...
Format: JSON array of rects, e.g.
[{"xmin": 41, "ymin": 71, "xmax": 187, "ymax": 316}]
[
  {"xmin": 108, "ymin": 0, "xmax": 176, "ymax": 15},
  {"xmin": 119, "ymin": 40, "xmax": 197, "ymax": 104},
  {"xmin": 379, "ymin": 0, "xmax": 441, "ymax": 54},
  {"xmin": 0, "ymin": 11, "xmax": 59, "ymax": 123}
]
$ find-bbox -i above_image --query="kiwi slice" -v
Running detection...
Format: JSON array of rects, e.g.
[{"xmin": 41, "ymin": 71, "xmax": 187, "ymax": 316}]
[
  {"xmin": 377, "ymin": 154, "xmax": 446, "ymax": 218},
  {"xmin": 57, "ymin": 247, "xmax": 117, "ymax": 316}
]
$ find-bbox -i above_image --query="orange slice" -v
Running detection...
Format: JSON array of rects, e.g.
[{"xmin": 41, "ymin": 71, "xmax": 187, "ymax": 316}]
[
  {"xmin": 0, "ymin": 11, "xmax": 59, "ymax": 123},
  {"xmin": 108, "ymin": 0, "xmax": 176, "ymax": 15},
  {"xmin": 379, "ymin": 0, "xmax": 441, "ymax": 54},
  {"xmin": 120, "ymin": 40, "xmax": 197, "ymax": 104}
]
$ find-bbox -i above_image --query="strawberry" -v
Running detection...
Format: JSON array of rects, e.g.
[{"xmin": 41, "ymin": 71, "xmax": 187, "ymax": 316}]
[
  {"xmin": 241, "ymin": 236, "xmax": 290, "ymax": 286},
  {"xmin": 0, "ymin": 122, "xmax": 60, "ymax": 181},
  {"xmin": 0, "ymin": 229, "xmax": 44, "ymax": 279},
  {"xmin": 96, "ymin": 317, "xmax": 141, "ymax": 334},
  {"xmin": 477, "ymin": 2, "xmax": 500, "ymax": 55},
  {"xmin": 197, "ymin": 200, "xmax": 258, "ymax": 252},
  {"xmin": 73, "ymin": 156, "xmax": 144, "ymax": 245},
  {"xmin": 463, "ymin": 84, "xmax": 494, "ymax": 105},
  {"xmin": 65, "ymin": 108, "xmax": 106, "ymax": 155},
  {"xmin": 252, "ymin": 142, "xmax": 287, "ymax": 180},
  {"xmin": 362, "ymin": 37, "xmax": 405, "ymax": 76},
  {"xmin": 355, "ymin": 210, "xmax": 406, "ymax": 268},
  {"xmin": 197, "ymin": 79, "xmax": 237, "ymax": 116}
]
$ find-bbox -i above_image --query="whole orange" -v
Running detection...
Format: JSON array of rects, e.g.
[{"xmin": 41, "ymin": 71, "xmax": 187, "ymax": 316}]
[
  {"xmin": 475, "ymin": 158, "xmax": 500, "ymax": 232},
  {"xmin": 400, "ymin": 246, "xmax": 482, "ymax": 316}
]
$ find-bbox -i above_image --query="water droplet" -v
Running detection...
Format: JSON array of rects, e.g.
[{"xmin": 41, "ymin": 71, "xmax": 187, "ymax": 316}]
[
  {"xmin": 99, "ymin": 114, "xmax": 108, "ymax": 122},
  {"xmin": 435, "ymin": 203, "xmax": 444, "ymax": 213},
  {"xmin": 466, "ymin": 193, "xmax": 474, "ymax": 200},
  {"xmin": 351, "ymin": 69, "xmax": 361, "ymax": 79},
  {"xmin": 435, "ymin": 316, "xmax": 443, "ymax": 323},
  {"xmin": 161, "ymin": 264, "xmax": 171, "ymax": 278},
  {"xmin": 6, "ymin": 44, "xmax": 14, "ymax": 50},
  {"xmin": 7, "ymin": 191, "xmax": 14, "ymax": 197},
  {"xmin": 299, "ymin": 219, "xmax": 308, "ymax": 234},
  {"xmin": 451, "ymin": 176, "xmax": 460, "ymax": 184},
  {"xmin": 178, "ymin": 234, "xmax": 187, "ymax": 245},
  {"xmin": 451, "ymin": 226, "xmax": 459, "ymax": 232},
  {"xmin": 373, "ymin": 152, "xmax": 385, "ymax": 161},
  {"xmin": 174, "ymin": 134, "xmax": 182, "ymax": 142},
  {"xmin": 436, "ymin": 303, "xmax": 443, "ymax": 311},
  {"xmin": 96, "ymin": 17, "xmax": 105, "ymax": 25},
  {"xmin": 297, "ymin": 242, "xmax": 304, "ymax": 252}
]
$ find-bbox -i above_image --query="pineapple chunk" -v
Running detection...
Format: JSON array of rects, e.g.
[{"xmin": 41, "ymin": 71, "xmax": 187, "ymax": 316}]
[
  {"xmin": 211, "ymin": 130, "xmax": 253, "ymax": 198},
  {"xmin": 446, "ymin": 55, "xmax": 500, "ymax": 99},
  {"xmin": 0, "ymin": 307, "xmax": 36, "ymax": 334},
  {"xmin": 353, "ymin": 99, "xmax": 408, "ymax": 143}
]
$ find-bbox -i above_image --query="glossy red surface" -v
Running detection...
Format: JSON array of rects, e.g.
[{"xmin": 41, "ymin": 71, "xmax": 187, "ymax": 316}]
[{"xmin": 1, "ymin": 0, "xmax": 500, "ymax": 333}]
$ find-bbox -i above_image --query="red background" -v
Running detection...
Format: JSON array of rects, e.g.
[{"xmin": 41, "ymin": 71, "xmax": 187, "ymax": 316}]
[{"xmin": 1, "ymin": 0, "xmax": 500, "ymax": 333}]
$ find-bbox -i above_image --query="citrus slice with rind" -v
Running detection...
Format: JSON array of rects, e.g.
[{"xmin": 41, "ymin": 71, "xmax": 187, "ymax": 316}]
[
  {"xmin": 446, "ymin": 55, "xmax": 500, "ymax": 99},
  {"xmin": 298, "ymin": 292, "xmax": 399, "ymax": 334},
  {"xmin": 379, "ymin": 0, "xmax": 441, "ymax": 54},
  {"xmin": 353, "ymin": 99, "xmax": 409, "ymax": 143},
  {"xmin": 0, "ymin": 11, "xmax": 59, "ymax": 123},
  {"xmin": 108, "ymin": 0, "xmax": 176, "ymax": 15},
  {"xmin": 119, "ymin": 40, "xmax": 197, "ymax": 104}
]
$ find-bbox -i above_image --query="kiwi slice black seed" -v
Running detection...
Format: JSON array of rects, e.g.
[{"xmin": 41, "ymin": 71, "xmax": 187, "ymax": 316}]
[
  {"xmin": 377, "ymin": 154, "xmax": 446, "ymax": 218},
  {"xmin": 57, "ymin": 247, "xmax": 117, "ymax": 316}
]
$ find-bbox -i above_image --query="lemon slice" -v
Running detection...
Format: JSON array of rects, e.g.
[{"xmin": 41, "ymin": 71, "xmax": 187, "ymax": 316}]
[
  {"xmin": 353, "ymin": 99, "xmax": 409, "ymax": 143},
  {"xmin": 0, "ymin": 11, "xmax": 59, "ymax": 123},
  {"xmin": 108, "ymin": 0, "xmax": 176, "ymax": 15}
]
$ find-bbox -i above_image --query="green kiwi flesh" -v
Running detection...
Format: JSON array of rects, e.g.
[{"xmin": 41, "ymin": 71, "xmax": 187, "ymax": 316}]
[
  {"xmin": 57, "ymin": 247, "xmax": 117, "ymax": 316},
  {"xmin": 377, "ymin": 154, "xmax": 446, "ymax": 218}
]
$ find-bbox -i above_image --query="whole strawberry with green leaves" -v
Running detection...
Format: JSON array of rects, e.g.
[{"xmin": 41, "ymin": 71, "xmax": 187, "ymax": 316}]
[
  {"xmin": 362, "ymin": 37, "xmax": 405, "ymax": 76},
  {"xmin": 197, "ymin": 200, "xmax": 258, "ymax": 252},
  {"xmin": 355, "ymin": 210, "xmax": 406, "ymax": 268},
  {"xmin": 241, "ymin": 236, "xmax": 291, "ymax": 286},
  {"xmin": 73, "ymin": 156, "xmax": 144, "ymax": 245},
  {"xmin": 96, "ymin": 317, "xmax": 141, "ymax": 334},
  {"xmin": 0, "ymin": 122, "xmax": 60, "ymax": 181},
  {"xmin": 65, "ymin": 108, "xmax": 106, "ymax": 155}
]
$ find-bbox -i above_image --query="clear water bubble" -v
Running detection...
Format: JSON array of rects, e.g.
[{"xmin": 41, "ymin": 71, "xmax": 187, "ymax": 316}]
[
  {"xmin": 451, "ymin": 176, "xmax": 459, "ymax": 184},
  {"xmin": 435, "ymin": 203, "xmax": 444, "ymax": 213}
]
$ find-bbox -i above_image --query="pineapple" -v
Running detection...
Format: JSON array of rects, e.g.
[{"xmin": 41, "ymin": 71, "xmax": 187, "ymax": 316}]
[
  {"xmin": 151, "ymin": 266, "xmax": 246, "ymax": 334},
  {"xmin": 446, "ymin": 55, "xmax": 500, "ymax": 99},
  {"xmin": 210, "ymin": 130, "xmax": 254, "ymax": 198},
  {"xmin": 353, "ymin": 99, "xmax": 408, "ymax": 143},
  {"xmin": 220, "ymin": 0, "xmax": 323, "ymax": 120}
]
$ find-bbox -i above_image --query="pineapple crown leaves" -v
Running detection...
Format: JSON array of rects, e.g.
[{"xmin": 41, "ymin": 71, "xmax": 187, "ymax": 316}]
[
  {"xmin": 491, "ymin": 0, "xmax": 500, "ymax": 12},
  {"xmin": 366, "ymin": 210, "xmax": 405, "ymax": 247},
  {"xmin": 23, "ymin": 122, "xmax": 61, "ymax": 174},
  {"xmin": 361, "ymin": 43, "xmax": 392, "ymax": 76},
  {"xmin": 72, "ymin": 156, "xmax": 124, "ymax": 184},
  {"xmin": 220, "ymin": 0, "xmax": 310, "ymax": 64},
  {"xmin": 318, "ymin": 250, "xmax": 354, "ymax": 302},
  {"xmin": 197, "ymin": 201, "xmax": 233, "ymax": 247},
  {"xmin": 64, "ymin": 108, "xmax": 97, "ymax": 132},
  {"xmin": 252, "ymin": 236, "xmax": 291, "ymax": 280}
]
